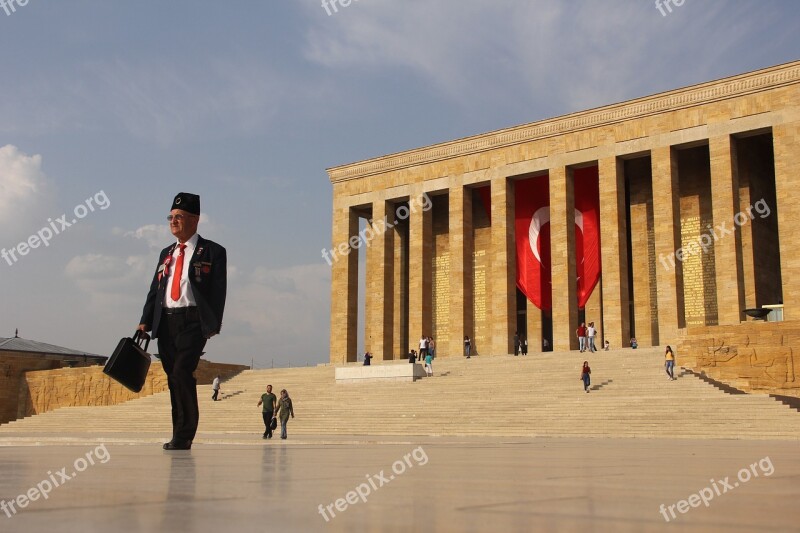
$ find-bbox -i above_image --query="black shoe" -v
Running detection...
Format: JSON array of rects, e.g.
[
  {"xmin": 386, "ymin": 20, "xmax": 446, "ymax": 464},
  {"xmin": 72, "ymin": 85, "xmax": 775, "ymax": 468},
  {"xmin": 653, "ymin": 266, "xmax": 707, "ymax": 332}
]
[{"xmin": 163, "ymin": 440, "xmax": 192, "ymax": 450}]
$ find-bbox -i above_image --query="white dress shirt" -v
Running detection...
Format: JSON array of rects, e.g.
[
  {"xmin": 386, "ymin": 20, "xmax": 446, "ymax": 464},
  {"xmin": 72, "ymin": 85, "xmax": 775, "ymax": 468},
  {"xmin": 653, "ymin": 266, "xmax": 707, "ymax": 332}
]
[{"xmin": 164, "ymin": 233, "xmax": 198, "ymax": 308}]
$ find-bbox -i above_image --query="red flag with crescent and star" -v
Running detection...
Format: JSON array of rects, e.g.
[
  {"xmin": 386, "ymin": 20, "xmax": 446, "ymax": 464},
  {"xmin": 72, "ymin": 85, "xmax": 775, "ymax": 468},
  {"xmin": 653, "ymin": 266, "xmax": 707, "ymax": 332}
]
[{"xmin": 515, "ymin": 167, "xmax": 601, "ymax": 310}]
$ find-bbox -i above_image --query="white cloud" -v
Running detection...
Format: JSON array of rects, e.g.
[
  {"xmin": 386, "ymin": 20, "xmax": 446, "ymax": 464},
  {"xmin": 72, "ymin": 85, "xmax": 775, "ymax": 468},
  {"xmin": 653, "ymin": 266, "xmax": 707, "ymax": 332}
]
[
  {"xmin": 113, "ymin": 213, "xmax": 217, "ymax": 250},
  {"xmin": 65, "ymin": 253, "xmax": 151, "ymax": 296},
  {"xmin": 0, "ymin": 145, "xmax": 54, "ymax": 241}
]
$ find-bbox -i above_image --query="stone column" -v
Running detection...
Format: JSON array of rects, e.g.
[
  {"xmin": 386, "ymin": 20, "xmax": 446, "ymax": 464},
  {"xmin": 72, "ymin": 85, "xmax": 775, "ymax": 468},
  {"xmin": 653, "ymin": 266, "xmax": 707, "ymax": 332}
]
[
  {"xmin": 652, "ymin": 146, "xmax": 684, "ymax": 343},
  {"xmin": 490, "ymin": 177, "xmax": 516, "ymax": 355},
  {"xmin": 526, "ymin": 300, "xmax": 542, "ymax": 353},
  {"xmin": 449, "ymin": 184, "xmax": 473, "ymax": 357},
  {"xmin": 392, "ymin": 219, "xmax": 409, "ymax": 358},
  {"xmin": 709, "ymin": 135, "xmax": 745, "ymax": 325},
  {"xmin": 365, "ymin": 200, "xmax": 395, "ymax": 360},
  {"xmin": 550, "ymin": 166, "xmax": 579, "ymax": 351},
  {"xmin": 774, "ymin": 122, "xmax": 800, "ymax": 320},
  {"xmin": 737, "ymin": 150, "xmax": 757, "ymax": 309},
  {"xmin": 329, "ymin": 204, "xmax": 359, "ymax": 363},
  {"xmin": 409, "ymin": 188, "xmax": 433, "ymax": 349},
  {"xmin": 599, "ymin": 156, "xmax": 631, "ymax": 348}
]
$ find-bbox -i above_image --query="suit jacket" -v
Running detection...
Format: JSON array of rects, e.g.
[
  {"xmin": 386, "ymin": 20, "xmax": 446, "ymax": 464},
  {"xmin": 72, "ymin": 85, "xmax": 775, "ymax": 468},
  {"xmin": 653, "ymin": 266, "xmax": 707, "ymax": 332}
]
[{"xmin": 140, "ymin": 235, "xmax": 227, "ymax": 339}]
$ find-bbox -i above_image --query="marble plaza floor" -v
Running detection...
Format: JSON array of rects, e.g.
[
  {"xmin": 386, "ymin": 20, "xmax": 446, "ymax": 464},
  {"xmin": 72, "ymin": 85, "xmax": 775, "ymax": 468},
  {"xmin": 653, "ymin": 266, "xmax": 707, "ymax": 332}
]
[{"xmin": 0, "ymin": 434, "xmax": 798, "ymax": 532}]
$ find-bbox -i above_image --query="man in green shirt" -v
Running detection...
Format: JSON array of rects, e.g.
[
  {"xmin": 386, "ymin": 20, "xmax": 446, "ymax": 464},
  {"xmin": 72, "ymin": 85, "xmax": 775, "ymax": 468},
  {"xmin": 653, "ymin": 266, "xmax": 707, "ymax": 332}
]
[{"xmin": 256, "ymin": 385, "xmax": 278, "ymax": 439}]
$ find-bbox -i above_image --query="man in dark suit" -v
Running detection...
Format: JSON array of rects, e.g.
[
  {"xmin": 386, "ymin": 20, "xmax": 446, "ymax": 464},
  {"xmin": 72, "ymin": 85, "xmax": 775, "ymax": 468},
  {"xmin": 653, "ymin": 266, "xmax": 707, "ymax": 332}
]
[{"xmin": 138, "ymin": 192, "xmax": 227, "ymax": 450}]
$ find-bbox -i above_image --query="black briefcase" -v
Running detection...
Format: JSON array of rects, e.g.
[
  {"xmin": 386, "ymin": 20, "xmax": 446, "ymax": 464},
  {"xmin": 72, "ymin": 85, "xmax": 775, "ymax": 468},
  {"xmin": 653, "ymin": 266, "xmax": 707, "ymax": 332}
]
[{"xmin": 104, "ymin": 331, "xmax": 152, "ymax": 393}]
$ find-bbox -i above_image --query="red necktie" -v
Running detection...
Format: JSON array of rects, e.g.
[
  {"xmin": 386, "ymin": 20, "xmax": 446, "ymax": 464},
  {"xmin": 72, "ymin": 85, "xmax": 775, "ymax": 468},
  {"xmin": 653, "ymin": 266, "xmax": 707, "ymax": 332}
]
[{"xmin": 171, "ymin": 244, "xmax": 187, "ymax": 302}]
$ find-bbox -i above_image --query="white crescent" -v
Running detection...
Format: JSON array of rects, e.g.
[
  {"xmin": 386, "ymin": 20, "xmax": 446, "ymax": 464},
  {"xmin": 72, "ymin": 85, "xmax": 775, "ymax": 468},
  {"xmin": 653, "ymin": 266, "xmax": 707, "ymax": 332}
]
[{"xmin": 529, "ymin": 208, "xmax": 584, "ymax": 264}]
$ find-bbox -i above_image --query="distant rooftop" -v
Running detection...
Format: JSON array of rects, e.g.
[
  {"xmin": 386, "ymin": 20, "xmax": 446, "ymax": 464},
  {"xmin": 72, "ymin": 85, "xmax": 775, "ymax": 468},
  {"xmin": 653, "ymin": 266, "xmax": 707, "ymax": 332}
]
[{"xmin": 0, "ymin": 336, "xmax": 105, "ymax": 360}]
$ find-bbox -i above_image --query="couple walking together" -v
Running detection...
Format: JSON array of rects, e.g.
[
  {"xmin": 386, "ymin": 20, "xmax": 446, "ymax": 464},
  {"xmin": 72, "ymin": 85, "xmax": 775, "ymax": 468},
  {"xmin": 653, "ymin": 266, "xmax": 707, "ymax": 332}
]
[{"xmin": 257, "ymin": 385, "xmax": 295, "ymax": 439}]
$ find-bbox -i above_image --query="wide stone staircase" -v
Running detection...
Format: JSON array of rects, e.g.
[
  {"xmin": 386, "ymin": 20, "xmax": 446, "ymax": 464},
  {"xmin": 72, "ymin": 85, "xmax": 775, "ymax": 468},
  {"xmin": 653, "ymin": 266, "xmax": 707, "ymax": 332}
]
[{"xmin": 1, "ymin": 347, "xmax": 799, "ymax": 439}]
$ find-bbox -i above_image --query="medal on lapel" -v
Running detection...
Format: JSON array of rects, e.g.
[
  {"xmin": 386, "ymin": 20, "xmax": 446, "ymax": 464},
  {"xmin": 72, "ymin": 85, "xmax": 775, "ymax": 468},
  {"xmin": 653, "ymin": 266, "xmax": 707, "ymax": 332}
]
[{"xmin": 158, "ymin": 255, "xmax": 172, "ymax": 282}]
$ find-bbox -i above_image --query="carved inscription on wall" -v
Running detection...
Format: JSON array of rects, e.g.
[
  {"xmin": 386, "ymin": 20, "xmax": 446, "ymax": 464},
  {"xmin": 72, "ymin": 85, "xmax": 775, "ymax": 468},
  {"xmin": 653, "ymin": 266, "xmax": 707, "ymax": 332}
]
[
  {"xmin": 473, "ymin": 249, "xmax": 488, "ymax": 351},
  {"xmin": 680, "ymin": 213, "xmax": 719, "ymax": 327},
  {"xmin": 433, "ymin": 252, "xmax": 451, "ymax": 341}
]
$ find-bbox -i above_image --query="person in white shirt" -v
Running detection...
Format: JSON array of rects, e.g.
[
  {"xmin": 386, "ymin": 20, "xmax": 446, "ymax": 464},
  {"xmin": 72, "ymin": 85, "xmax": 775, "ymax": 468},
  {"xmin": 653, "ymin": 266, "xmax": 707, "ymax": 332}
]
[
  {"xmin": 212, "ymin": 375, "xmax": 221, "ymax": 401},
  {"xmin": 587, "ymin": 322, "xmax": 597, "ymax": 352}
]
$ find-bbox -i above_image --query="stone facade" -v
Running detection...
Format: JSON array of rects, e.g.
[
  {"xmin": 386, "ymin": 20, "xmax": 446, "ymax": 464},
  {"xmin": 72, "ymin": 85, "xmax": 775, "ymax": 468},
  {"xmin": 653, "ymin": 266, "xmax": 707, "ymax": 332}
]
[{"xmin": 327, "ymin": 59, "xmax": 800, "ymax": 393}]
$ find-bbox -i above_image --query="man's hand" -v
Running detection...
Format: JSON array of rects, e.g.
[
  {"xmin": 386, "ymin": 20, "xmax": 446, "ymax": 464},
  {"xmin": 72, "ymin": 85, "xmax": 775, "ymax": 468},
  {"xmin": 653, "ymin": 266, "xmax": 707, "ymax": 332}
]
[{"xmin": 137, "ymin": 324, "xmax": 148, "ymax": 333}]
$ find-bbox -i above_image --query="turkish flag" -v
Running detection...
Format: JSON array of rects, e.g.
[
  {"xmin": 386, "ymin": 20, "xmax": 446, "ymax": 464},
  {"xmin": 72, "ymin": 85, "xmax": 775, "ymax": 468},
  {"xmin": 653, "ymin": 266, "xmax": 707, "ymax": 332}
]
[
  {"xmin": 515, "ymin": 175, "xmax": 551, "ymax": 310},
  {"xmin": 573, "ymin": 166, "xmax": 601, "ymax": 308},
  {"xmin": 515, "ymin": 167, "xmax": 601, "ymax": 310}
]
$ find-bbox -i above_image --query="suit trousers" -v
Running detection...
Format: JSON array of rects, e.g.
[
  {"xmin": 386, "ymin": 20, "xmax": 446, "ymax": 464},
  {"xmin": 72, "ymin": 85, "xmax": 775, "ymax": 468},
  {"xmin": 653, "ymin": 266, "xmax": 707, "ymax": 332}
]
[{"xmin": 157, "ymin": 309, "xmax": 207, "ymax": 442}]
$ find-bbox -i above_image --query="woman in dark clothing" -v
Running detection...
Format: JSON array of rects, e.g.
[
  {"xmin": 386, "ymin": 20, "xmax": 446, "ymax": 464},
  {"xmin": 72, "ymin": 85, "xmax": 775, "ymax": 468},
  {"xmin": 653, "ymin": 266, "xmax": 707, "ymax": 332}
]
[{"xmin": 580, "ymin": 361, "xmax": 591, "ymax": 393}]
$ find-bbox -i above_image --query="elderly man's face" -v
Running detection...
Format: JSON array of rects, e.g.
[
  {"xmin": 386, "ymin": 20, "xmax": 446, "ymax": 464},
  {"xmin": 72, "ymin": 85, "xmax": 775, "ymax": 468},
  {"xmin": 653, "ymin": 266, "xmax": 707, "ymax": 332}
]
[{"xmin": 168, "ymin": 209, "xmax": 199, "ymax": 242}]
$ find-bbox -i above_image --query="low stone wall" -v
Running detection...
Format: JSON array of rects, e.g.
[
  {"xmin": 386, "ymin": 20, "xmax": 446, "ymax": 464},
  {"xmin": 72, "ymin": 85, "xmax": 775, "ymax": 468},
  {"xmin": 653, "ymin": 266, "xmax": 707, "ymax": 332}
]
[
  {"xmin": 16, "ymin": 360, "xmax": 248, "ymax": 420},
  {"xmin": 335, "ymin": 363, "xmax": 427, "ymax": 383},
  {"xmin": 677, "ymin": 320, "xmax": 800, "ymax": 397}
]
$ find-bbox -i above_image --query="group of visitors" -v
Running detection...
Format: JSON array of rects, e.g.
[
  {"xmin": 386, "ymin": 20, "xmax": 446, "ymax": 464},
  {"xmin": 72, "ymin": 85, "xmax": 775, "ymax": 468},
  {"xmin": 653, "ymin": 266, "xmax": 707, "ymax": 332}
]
[
  {"xmin": 513, "ymin": 332, "xmax": 529, "ymax": 356},
  {"xmin": 575, "ymin": 322, "xmax": 598, "ymax": 352},
  {"xmin": 408, "ymin": 347, "xmax": 434, "ymax": 376},
  {"xmin": 256, "ymin": 384, "xmax": 295, "ymax": 440},
  {"xmin": 418, "ymin": 336, "xmax": 436, "ymax": 360}
]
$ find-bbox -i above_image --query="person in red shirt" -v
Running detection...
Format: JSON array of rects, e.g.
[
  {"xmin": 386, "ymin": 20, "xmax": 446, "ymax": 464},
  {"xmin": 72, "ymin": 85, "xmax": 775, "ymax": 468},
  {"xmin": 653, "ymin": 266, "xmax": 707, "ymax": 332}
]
[
  {"xmin": 580, "ymin": 361, "xmax": 591, "ymax": 393},
  {"xmin": 576, "ymin": 323, "xmax": 587, "ymax": 352}
]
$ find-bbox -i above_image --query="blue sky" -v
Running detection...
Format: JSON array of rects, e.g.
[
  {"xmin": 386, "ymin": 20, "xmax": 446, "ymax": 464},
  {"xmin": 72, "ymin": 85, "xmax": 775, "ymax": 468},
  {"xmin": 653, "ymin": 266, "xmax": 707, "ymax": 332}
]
[{"xmin": 1, "ymin": 1, "xmax": 798, "ymax": 367}]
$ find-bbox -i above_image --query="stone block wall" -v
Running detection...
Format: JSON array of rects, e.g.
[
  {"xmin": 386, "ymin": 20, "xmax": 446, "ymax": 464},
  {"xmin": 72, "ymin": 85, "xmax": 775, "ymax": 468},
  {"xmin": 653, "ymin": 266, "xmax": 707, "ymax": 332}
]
[
  {"xmin": 0, "ymin": 353, "xmax": 63, "ymax": 425},
  {"xmin": 14, "ymin": 360, "xmax": 248, "ymax": 421},
  {"xmin": 677, "ymin": 320, "xmax": 800, "ymax": 396}
]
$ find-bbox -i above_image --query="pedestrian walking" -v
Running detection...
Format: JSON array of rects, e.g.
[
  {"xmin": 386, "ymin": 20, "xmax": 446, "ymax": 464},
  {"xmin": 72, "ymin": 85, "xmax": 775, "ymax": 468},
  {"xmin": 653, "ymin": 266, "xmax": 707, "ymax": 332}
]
[
  {"xmin": 424, "ymin": 352, "xmax": 433, "ymax": 377},
  {"xmin": 665, "ymin": 346, "xmax": 676, "ymax": 380},
  {"xmin": 522, "ymin": 337, "xmax": 528, "ymax": 356},
  {"xmin": 580, "ymin": 361, "xmax": 591, "ymax": 393},
  {"xmin": 211, "ymin": 375, "xmax": 221, "ymax": 401},
  {"xmin": 514, "ymin": 331, "xmax": 520, "ymax": 356},
  {"xmin": 275, "ymin": 389, "xmax": 294, "ymax": 440},
  {"xmin": 464, "ymin": 336, "xmax": 471, "ymax": 358},
  {"xmin": 256, "ymin": 385, "xmax": 277, "ymax": 439},
  {"xmin": 137, "ymin": 192, "xmax": 227, "ymax": 451}
]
